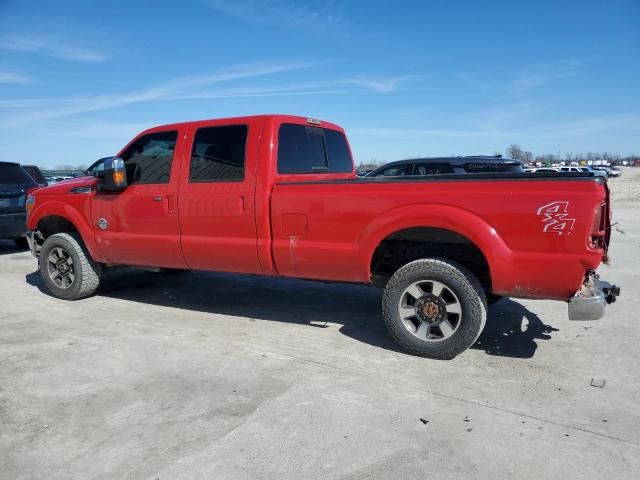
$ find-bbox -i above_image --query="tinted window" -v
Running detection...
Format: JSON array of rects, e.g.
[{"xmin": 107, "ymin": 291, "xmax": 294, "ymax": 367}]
[
  {"xmin": 379, "ymin": 164, "xmax": 414, "ymax": 176},
  {"xmin": 22, "ymin": 166, "xmax": 47, "ymax": 184},
  {"xmin": 190, "ymin": 125, "xmax": 247, "ymax": 182},
  {"xmin": 0, "ymin": 163, "xmax": 38, "ymax": 185},
  {"xmin": 414, "ymin": 163, "xmax": 454, "ymax": 175},
  {"xmin": 121, "ymin": 131, "xmax": 177, "ymax": 184},
  {"xmin": 324, "ymin": 129, "xmax": 352, "ymax": 173},
  {"xmin": 277, "ymin": 123, "xmax": 353, "ymax": 174},
  {"xmin": 307, "ymin": 130, "xmax": 328, "ymax": 171}
]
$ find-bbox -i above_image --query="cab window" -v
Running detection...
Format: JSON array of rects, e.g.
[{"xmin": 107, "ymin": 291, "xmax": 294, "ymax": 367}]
[
  {"xmin": 190, "ymin": 125, "xmax": 247, "ymax": 182},
  {"xmin": 120, "ymin": 131, "xmax": 177, "ymax": 184}
]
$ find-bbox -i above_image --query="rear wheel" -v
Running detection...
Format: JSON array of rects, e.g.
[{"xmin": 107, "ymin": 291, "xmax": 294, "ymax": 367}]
[
  {"xmin": 382, "ymin": 258, "xmax": 487, "ymax": 359},
  {"xmin": 40, "ymin": 233, "xmax": 102, "ymax": 300}
]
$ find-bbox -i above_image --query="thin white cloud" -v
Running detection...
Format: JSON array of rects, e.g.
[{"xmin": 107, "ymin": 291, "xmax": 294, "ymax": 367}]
[
  {"xmin": 0, "ymin": 71, "xmax": 32, "ymax": 85},
  {"xmin": 0, "ymin": 64, "xmax": 413, "ymax": 128},
  {"xmin": 530, "ymin": 113, "xmax": 640, "ymax": 138},
  {"xmin": 0, "ymin": 62, "xmax": 315, "ymax": 125},
  {"xmin": 456, "ymin": 60, "xmax": 583, "ymax": 95},
  {"xmin": 512, "ymin": 60, "xmax": 583, "ymax": 93},
  {"xmin": 0, "ymin": 34, "xmax": 110, "ymax": 63},
  {"xmin": 350, "ymin": 128, "xmax": 511, "ymax": 139},
  {"xmin": 203, "ymin": 0, "xmax": 345, "ymax": 32},
  {"xmin": 350, "ymin": 113, "xmax": 640, "ymax": 142},
  {"xmin": 171, "ymin": 76, "xmax": 415, "ymax": 100},
  {"xmin": 40, "ymin": 121, "xmax": 156, "ymax": 140}
]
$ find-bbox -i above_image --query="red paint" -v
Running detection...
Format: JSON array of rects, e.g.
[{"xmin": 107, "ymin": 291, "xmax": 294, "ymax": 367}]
[{"xmin": 28, "ymin": 114, "xmax": 610, "ymax": 300}]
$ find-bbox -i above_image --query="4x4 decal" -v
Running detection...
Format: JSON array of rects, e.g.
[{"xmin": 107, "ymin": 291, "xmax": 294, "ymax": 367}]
[{"xmin": 537, "ymin": 201, "xmax": 575, "ymax": 236}]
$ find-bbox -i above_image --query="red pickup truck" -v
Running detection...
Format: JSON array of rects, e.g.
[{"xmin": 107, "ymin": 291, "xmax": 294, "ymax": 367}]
[{"xmin": 25, "ymin": 115, "xmax": 619, "ymax": 359}]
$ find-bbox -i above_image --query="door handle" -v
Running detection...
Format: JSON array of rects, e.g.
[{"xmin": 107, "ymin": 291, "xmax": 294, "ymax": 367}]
[
  {"xmin": 241, "ymin": 195, "xmax": 252, "ymax": 212},
  {"xmin": 152, "ymin": 195, "xmax": 177, "ymax": 214},
  {"xmin": 166, "ymin": 195, "xmax": 177, "ymax": 214}
]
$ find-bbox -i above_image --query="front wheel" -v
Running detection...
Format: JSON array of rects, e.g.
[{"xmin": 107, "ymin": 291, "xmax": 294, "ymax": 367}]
[
  {"xmin": 382, "ymin": 258, "xmax": 487, "ymax": 359},
  {"xmin": 40, "ymin": 233, "xmax": 102, "ymax": 300}
]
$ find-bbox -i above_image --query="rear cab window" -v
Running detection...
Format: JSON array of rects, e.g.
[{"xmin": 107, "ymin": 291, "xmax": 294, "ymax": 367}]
[{"xmin": 277, "ymin": 123, "xmax": 353, "ymax": 176}]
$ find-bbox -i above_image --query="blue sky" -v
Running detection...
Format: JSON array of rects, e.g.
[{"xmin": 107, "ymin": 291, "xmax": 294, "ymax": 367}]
[{"xmin": 0, "ymin": 0, "xmax": 639, "ymax": 168}]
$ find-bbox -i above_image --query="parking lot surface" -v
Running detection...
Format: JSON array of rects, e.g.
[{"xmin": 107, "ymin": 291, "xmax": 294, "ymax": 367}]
[{"xmin": 2, "ymin": 169, "xmax": 640, "ymax": 479}]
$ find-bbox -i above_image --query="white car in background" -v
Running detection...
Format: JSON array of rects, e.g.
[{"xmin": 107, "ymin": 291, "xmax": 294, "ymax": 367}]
[{"xmin": 524, "ymin": 167, "xmax": 560, "ymax": 173}]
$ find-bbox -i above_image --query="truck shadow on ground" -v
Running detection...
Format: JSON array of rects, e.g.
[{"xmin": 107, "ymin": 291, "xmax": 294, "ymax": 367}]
[{"xmin": 25, "ymin": 268, "xmax": 557, "ymax": 359}]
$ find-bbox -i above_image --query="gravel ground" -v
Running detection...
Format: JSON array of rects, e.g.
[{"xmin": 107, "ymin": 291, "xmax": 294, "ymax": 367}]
[{"xmin": 1, "ymin": 170, "xmax": 639, "ymax": 479}]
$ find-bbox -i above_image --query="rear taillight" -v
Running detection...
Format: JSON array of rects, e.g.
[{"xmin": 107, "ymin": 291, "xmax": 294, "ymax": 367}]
[{"xmin": 590, "ymin": 202, "xmax": 607, "ymax": 250}]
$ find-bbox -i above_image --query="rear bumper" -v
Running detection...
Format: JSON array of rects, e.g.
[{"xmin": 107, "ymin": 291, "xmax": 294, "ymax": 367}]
[
  {"xmin": 0, "ymin": 212, "xmax": 27, "ymax": 239},
  {"xmin": 568, "ymin": 276, "xmax": 620, "ymax": 321}
]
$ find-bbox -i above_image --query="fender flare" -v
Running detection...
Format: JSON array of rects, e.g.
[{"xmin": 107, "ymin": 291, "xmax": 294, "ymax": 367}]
[
  {"xmin": 29, "ymin": 200, "xmax": 104, "ymax": 262},
  {"xmin": 357, "ymin": 203, "xmax": 514, "ymax": 292}
]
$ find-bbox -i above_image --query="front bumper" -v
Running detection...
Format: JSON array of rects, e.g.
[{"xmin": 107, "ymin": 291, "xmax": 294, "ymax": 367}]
[{"xmin": 568, "ymin": 276, "xmax": 620, "ymax": 321}]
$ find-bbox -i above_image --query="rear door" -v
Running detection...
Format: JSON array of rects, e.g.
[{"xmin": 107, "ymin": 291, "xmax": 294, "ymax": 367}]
[
  {"xmin": 91, "ymin": 129, "xmax": 187, "ymax": 268},
  {"xmin": 178, "ymin": 121, "xmax": 261, "ymax": 273}
]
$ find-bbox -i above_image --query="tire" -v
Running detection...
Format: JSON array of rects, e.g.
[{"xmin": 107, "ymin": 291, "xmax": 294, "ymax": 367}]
[
  {"xmin": 40, "ymin": 232, "xmax": 102, "ymax": 300},
  {"xmin": 13, "ymin": 236, "xmax": 29, "ymax": 249},
  {"xmin": 382, "ymin": 258, "xmax": 487, "ymax": 360},
  {"xmin": 486, "ymin": 293, "xmax": 503, "ymax": 305}
]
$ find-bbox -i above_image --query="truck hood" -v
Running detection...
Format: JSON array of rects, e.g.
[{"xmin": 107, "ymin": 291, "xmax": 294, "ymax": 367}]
[{"xmin": 34, "ymin": 176, "xmax": 97, "ymax": 195}]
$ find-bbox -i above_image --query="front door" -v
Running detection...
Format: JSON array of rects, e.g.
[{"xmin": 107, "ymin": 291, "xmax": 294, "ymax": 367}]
[
  {"xmin": 91, "ymin": 129, "xmax": 187, "ymax": 269},
  {"xmin": 178, "ymin": 121, "xmax": 260, "ymax": 273}
]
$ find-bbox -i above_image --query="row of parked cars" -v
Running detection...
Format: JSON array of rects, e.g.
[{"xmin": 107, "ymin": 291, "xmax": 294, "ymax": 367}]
[
  {"xmin": 358, "ymin": 156, "xmax": 622, "ymax": 178},
  {"xmin": 524, "ymin": 165, "xmax": 622, "ymax": 177}
]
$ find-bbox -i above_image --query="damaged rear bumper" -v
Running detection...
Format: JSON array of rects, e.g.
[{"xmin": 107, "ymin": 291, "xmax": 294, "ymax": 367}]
[{"xmin": 568, "ymin": 274, "xmax": 620, "ymax": 321}]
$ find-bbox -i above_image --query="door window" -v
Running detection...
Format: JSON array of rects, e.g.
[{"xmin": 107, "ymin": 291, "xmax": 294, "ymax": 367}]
[
  {"xmin": 190, "ymin": 125, "xmax": 248, "ymax": 182},
  {"xmin": 120, "ymin": 131, "xmax": 177, "ymax": 184}
]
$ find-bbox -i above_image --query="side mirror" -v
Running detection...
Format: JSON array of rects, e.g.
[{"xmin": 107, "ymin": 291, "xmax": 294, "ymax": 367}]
[{"xmin": 99, "ymin": 157, "xmax": 128, "ymax": 192}]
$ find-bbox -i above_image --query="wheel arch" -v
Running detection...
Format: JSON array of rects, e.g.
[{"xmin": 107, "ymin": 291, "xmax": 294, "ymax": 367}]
[
  {"xmin": 31, "ymin": 201, "xmax": 102, "ymax": 262},
  {"xmin": 360, "ymin": 204, "xmax": 513, "ymax": 294}
]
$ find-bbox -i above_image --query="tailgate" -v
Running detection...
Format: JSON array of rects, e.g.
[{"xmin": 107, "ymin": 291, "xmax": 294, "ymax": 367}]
[{"xmin": 0, "ymin": 186, "xmax": 26, "ymax": 215}]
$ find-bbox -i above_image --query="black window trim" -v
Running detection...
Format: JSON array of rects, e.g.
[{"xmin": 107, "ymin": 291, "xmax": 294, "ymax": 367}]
[{"xmin": 188, "ymin": 123, "xmax": 249, "ymax": 184}]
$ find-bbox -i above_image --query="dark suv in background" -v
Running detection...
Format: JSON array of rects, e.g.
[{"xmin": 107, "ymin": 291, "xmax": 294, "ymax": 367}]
[
  {"xmin": 365, "ymin": 156, "xmax": 523, "ymax": 177},
  {"xmin": 0, "ymin": 161, "xmax": 39, "ymax": 248}
]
